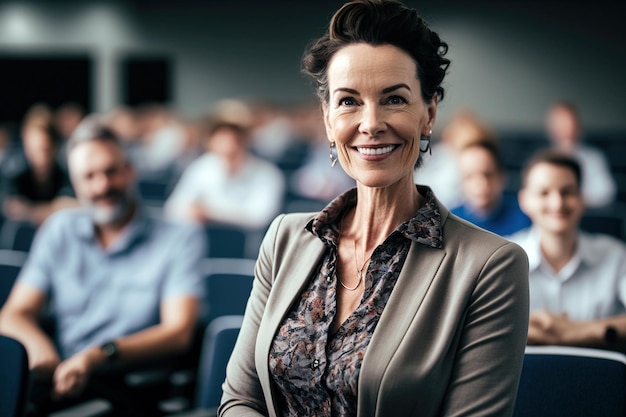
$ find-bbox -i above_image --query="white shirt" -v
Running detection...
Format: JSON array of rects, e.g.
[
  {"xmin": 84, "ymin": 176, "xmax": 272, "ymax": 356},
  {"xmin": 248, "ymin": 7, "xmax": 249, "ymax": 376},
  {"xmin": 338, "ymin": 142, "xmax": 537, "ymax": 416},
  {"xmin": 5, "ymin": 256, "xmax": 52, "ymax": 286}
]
[
  {"xmin": 164, "ymin": 153, "xmax": 285, "ymax": 229},
  {"xmin": 573, "ymin": 144, "xmax": 616, "ymax": 208},
  {"xmin": 508, "ymin": 227, "xmax": 626, "ymax": 321}
]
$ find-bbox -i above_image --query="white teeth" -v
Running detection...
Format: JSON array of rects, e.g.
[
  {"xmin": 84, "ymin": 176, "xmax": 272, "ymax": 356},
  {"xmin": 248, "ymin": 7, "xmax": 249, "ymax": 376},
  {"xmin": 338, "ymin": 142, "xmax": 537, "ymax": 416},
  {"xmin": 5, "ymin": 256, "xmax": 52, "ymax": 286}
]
[{"xmin": 357, "ymin": 145, "xmax": 395, "ymax": 156}]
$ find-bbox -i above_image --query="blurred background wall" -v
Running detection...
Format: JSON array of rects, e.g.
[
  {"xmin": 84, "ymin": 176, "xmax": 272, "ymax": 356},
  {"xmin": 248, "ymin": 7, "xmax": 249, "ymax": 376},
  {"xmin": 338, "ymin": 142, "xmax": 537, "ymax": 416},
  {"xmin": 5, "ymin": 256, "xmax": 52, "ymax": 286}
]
[{"xmin": 0, "ymin": 0, "xmax": 624, "ymax": 132}]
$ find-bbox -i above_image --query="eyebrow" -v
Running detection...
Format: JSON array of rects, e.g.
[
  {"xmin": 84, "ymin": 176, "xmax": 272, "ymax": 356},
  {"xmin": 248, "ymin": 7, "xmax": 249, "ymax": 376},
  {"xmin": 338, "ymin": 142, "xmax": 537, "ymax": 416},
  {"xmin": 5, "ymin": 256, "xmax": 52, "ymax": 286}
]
[
  {"xmin": 382, "ymin": 83, "xmax": 411, "ymax": 94},
  {"xmin": 333, "ymin": 83, "xmax": 411, "ymax": 96}
]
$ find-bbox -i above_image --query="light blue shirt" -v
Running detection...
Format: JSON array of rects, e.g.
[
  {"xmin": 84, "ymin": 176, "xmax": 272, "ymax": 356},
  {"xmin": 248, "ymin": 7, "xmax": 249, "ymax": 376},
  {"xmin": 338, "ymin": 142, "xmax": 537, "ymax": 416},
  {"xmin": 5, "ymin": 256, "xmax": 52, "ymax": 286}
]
[
  {"xmin": 508, "ymin": 226, "xmax": 626, "ymax": 321},
  {"xmin": 18, "ymin": 207, "xmax": 206, "ymax": 359}
]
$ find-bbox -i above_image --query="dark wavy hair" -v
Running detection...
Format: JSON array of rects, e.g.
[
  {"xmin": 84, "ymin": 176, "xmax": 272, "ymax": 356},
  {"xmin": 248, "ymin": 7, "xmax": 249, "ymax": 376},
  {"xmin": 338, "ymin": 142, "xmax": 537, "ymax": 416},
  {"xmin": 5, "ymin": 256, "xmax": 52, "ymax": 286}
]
[
  {"xmin": 302, "ymin": 0, "xmax": 450, "ymax": 104},
  {"xmin": 521, "ymin": 149, "xmax": 582, "ymax": 188}
]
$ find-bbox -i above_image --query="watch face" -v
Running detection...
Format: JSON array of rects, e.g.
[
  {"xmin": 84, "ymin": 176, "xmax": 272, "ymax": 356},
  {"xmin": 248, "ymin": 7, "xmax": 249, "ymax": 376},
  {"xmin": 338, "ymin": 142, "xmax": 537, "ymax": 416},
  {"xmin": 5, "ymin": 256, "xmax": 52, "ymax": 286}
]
[{"xmin": 102, "ymin": 342, "xmax": 118, "ymax": 359}]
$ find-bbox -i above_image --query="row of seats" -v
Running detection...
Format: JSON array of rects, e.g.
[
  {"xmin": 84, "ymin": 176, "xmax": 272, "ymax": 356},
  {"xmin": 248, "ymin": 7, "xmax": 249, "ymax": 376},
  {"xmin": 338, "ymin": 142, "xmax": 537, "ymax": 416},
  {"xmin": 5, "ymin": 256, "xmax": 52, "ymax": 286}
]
[
  {"xmin": 4, "ymin": 245, "xmax": 626, "ymax": 415},
  {"xmin": 7, "ymin": 321, "xmax": 626, "ymax": 417},
  {"xmin": 0, "ymin": 250, "xmax": 256, "ymax": 416}
]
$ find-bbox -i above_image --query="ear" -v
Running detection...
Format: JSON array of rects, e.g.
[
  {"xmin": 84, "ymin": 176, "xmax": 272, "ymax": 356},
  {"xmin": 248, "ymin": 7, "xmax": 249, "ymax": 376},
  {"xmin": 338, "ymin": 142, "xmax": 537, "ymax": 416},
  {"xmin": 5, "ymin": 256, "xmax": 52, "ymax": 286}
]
[
  {"xmin": 322, "ymin": 102, "xmax": 333, "ymax": 143},
  {"xmin": 424, "ymin": 97, "xmax": 438, "ymax": 136},
  {"xmin": 518, "ymin": 188, "xmax": 529, "ymax": 216}
]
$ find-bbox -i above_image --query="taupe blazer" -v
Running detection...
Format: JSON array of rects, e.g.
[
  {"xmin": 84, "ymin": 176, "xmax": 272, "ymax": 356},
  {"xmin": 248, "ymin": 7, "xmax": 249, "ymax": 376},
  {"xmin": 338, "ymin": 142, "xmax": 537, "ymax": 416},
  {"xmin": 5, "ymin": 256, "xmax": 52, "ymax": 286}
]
[{"xmin": 219, "ymin": 202, "xmax": 529, "ymax": 417}]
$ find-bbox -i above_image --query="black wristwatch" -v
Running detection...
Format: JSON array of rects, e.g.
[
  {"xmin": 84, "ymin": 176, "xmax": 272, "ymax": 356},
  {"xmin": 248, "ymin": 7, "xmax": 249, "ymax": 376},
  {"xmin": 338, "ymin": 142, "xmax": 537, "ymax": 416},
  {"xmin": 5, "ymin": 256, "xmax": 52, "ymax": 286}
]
[
  {"xmin": 604, "ymin": 326, "xmax": 619, "ymax": 344},
  {"xmin": 100, "ymin": 341, "xmax": 119, "ymax": 361}
]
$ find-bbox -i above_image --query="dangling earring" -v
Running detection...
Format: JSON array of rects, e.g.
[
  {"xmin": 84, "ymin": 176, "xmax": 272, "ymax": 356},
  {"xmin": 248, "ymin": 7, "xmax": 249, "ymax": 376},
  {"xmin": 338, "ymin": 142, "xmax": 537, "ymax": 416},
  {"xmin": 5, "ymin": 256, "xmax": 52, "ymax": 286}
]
[
  {"xmin": 329, "ymin": 142, "xmax": 338, "ymax": 167},
  {"xmin": 420, "ymin": 129, "xmax": 433, "ymax": 155}
]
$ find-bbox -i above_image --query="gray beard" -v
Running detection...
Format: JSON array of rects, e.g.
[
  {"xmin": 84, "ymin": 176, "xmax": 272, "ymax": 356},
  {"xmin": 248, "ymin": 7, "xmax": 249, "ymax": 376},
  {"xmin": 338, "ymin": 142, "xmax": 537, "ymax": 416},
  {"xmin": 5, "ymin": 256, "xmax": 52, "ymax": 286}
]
[{"xmin": 81, "ymin": 192, "xmax": 134, "ymax": 226}]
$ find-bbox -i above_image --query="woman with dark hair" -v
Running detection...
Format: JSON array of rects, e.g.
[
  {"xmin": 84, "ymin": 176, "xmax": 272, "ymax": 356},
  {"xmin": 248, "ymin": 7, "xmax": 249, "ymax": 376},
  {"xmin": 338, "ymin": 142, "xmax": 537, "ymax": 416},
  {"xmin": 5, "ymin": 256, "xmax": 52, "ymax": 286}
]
[{"xmin": 219, "ymin": 1, "xmax": 529, "ymax": 416}]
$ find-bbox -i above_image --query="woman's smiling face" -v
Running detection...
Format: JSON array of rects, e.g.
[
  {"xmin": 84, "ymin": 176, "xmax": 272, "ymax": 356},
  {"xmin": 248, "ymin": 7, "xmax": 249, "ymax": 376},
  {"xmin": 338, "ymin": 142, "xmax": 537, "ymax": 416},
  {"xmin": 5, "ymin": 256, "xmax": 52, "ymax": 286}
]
[{"xmin": 323, "ymin": 43, "xmax": 436, "ymax": 189}]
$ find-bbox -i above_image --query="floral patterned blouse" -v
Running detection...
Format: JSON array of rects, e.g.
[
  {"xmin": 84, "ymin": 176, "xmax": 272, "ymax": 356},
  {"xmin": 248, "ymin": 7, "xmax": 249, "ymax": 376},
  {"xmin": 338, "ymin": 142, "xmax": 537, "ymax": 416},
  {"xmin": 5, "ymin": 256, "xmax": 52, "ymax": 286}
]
[{"xmin": 269, "ymin": 186, "xmax": 443, "ymax": 417}]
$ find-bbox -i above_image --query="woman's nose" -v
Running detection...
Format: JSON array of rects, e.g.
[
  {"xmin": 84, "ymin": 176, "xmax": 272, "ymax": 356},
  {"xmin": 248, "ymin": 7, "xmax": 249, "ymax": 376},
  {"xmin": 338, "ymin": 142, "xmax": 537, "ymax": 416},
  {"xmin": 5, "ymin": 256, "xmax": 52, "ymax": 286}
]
[{"xmin": 359, "ymin": 105, "xmax": 387, "ymax": 137}]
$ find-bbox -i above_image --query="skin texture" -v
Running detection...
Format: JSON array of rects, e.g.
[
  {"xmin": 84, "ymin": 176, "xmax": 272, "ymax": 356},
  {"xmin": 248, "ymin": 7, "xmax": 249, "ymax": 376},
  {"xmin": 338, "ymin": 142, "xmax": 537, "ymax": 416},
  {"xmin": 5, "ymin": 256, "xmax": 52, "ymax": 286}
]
[{"xmin": 322, "ymin": 43, "xmax": 436, "ymax": 330}]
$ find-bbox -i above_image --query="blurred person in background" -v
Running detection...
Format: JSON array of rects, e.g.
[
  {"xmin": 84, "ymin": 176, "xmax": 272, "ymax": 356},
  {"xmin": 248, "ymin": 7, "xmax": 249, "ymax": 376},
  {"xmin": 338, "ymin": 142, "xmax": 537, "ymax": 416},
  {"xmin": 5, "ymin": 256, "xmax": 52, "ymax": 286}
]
[
  {"xmin": 290, "ymin": 102, "xmax": 354, "ymax": 202},
  {"xmin": 52, "ymin": 102, "xmax": 85, "ymax": 169},
  {"xmin": 545, "ymin": 100, "xmax": 616, "ymax": 209},
  {"xmin": 164, "ymin": 99, "xmax": 285, "ymax": 230},
  {"xmin": 0, "ymin": 114, "xmax": 205, "ymax": 416},
  {"xmin": 509, "ymin": 149, "xmax": 626, "ymax": 351},
  {"xmin": 415, "ymin": 109, "xmax": 494, "ymax": 208},
  {"xmin": 2, "ymin": 122, "xmax": 77, "ymax": 226},
  {"xmin": 135, "ymin": 103, "xmax": 188, "ymax": 177},
  {"xmin": 0, "ymin": 123, "xmax": 19, "ymax": 177},
  {"xmin": 452, "ymin": 140, "xmax": 530, "ymax": 236},
  {"xmin": 249, "ymin": 100, "xmax": 297, "ymax": 164},
  {"xmin": 106, "ymin": 105, "xmax": 145, "ymax": 168}
]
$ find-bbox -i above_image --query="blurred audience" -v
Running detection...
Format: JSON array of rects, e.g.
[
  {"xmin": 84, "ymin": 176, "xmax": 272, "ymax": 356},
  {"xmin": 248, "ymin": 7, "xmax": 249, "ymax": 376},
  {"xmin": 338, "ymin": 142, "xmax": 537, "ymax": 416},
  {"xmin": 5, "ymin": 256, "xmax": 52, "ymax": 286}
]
[
  {"xmin": 0, "ymin": 114, "xmax": 206, "ymax": 416},
  {"xmin": 106, "ymin": 106, "xmax": 145, "ymax": 168},
  {"xmin": 508, "ymin": 149, "xmax": 626, "ymax": 351},
  {"xmin": 135, "ymin": 103, "xmax": 188, "ymax": 177},
  {"xmin": 52, "ymin": 102, "xmax": 85, "ymax": 169},
  {"xmin": 452, "ymin": 140, "xmax": 530, "ymax": 236},
  {"xmin": 249, "ymin": 100, "xmax": 297, "ymax": 164},
  {"xmin": 415, "ymin": 109, "xmax": 495, "ymax": 208},
  {"xmin": 545, "ymin": 100, "xmax": 616, "ymax": 209},
  {"xmin": 0, "ymin": 124, "xmax": 17, "ymax": 176},
  {"xmin": 2, "ymin": 122, "xmax": 77, "ymax": 226},
  {"xmin": 164, "ymin": 100, "xmax": 285, "ymax": 229},
  {"xmin": 289, "ymin": 103, "xmax": 354, "ymax": 202}
]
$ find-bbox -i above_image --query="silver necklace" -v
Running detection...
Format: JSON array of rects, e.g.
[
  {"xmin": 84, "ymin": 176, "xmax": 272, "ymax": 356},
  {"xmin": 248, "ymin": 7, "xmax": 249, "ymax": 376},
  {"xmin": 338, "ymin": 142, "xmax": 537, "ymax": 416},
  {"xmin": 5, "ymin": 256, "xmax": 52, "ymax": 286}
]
[{"xmin": 337, "ymin": 212, "xmax": 372, "ymax": 291}]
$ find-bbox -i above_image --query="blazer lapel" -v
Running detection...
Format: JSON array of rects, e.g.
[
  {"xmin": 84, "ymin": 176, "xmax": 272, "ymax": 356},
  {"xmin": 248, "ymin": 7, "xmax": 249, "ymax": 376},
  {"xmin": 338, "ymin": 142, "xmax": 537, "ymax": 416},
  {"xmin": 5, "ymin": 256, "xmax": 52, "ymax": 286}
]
[
  {"xmin": 256, "ymin": 226, "xmax": 328, "ymax": 416},
  {"xmin": 357, "ymin": 240, "xmax": 447, "ymax": 417}
]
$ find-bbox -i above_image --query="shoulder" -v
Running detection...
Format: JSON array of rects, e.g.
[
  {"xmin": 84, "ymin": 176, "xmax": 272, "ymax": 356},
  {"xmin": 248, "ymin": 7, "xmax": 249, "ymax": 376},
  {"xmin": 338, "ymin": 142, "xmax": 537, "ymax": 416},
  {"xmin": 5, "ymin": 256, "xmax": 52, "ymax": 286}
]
[
  {"xmin": 29, "ymin": 208, "xmax": 90, "ymax": 250},
  {"xmin": 41, "ymin": 208, "xmax": 87, "ymax": 231},
  {"xmin": 267, "ymin": 212, "xmax": 316, "ymax": 239},
  {"xmin": 443, "ymin": 212, "xmax": 527, "ymax": 262},
  {"xmin": 581, "ymin": 231, "xmax": 626, "ymax": 258},
  {"xmin": 261, "ymin": 212, "xmax": 320, "ymax": 256},
  {"xmin": 184, "ymin": 153, "xmax": 220, "ymax": 174}
]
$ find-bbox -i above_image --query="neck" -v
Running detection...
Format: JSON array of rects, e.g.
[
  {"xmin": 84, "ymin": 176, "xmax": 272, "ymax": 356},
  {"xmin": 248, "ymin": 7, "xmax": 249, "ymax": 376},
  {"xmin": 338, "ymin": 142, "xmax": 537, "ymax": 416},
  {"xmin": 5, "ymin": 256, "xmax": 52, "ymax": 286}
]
[
  {"xmin": 95, "ymin": 203, "xmax": 136, "ymax": 249},
  {"xmin": 347, "ymin": 177, "xmax": 422, "ymax": 254},
  {"xmin": 225, "ymin": 152, "xmax": 247, "ymax": 175},
  {"xmin": 539, "ymin": 228, "xmax": 578, "ymax": 273}
]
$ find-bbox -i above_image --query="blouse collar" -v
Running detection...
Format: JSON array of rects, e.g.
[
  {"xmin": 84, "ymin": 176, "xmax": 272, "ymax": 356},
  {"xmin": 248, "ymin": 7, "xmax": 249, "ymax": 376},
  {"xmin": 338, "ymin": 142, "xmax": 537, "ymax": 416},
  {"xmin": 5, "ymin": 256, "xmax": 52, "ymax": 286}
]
[{"xmin": 306, "ymin": 185, "xmax": 443, "ymax": 249}]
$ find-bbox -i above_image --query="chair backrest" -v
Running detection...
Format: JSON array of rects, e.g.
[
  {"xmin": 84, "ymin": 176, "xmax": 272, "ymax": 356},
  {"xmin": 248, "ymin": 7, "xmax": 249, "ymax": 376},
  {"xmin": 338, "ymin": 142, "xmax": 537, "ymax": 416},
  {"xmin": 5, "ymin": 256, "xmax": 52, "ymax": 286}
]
[
  {"xmin": 580, "ymin": 213, "xmax": 625, "ymax": 241},
  {"xmin": 200, "ymin": 258, "xmax": 255, "ymax": 326},
  {"xmin": 0, "ymin": 250, "xmax": 28, "ymax": 308},
  {"xmin": 0, "ymin": 335, "xmax": 30, "ymax": 417},
  {"xmin": 195, "ymin": 315, "xmax": 243, "ymax": 410},
  {"xmin": 513, "ymin": 345, "xmax": 626, "ymax": 417},
  {"xmin": 0, "ymin": 220, "xmax": 38, "ymax": 252},
  {"xmin": 205, "ymin": 225, "xmax": 248, "ymax": 259}
]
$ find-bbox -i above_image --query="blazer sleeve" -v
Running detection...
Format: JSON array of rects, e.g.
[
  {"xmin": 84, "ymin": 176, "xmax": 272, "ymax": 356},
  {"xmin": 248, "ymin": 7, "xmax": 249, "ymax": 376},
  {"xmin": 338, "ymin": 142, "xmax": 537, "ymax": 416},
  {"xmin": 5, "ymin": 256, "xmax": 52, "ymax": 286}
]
[
  {"xmin": 218, "ymin": 215, "xmax": 285, "ymax": 417},
  {"xmin": 441, "ymin": 242, "xmax": 529, "ymax": 417}
]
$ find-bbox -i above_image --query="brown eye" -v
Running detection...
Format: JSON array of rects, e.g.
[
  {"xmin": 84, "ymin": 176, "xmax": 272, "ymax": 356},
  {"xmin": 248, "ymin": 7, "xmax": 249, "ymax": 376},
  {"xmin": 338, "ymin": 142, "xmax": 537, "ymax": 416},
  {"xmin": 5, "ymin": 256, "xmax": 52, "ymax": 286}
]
[
  {"xmin": 339, "ymin": 97, "xmax": 356, "ymax": 106},
  {"xmin": 386, "ymin": 95, "xmax": 407, "ymax": 105}
]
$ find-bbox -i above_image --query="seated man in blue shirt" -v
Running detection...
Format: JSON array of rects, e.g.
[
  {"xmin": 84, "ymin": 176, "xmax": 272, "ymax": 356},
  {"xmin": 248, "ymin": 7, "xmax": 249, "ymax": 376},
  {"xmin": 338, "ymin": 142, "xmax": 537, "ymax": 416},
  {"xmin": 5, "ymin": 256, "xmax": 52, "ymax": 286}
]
[
  {"xmin": 0, "ymin": 115, "xmax": 206, "ymax": 416},
  {"xmin": 451, "ymin": 140, "xmax": 530, "ymax": 236},
  {"xmin": 509, "ymin": 149, "xmax": 626, "ymax": 351}
]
